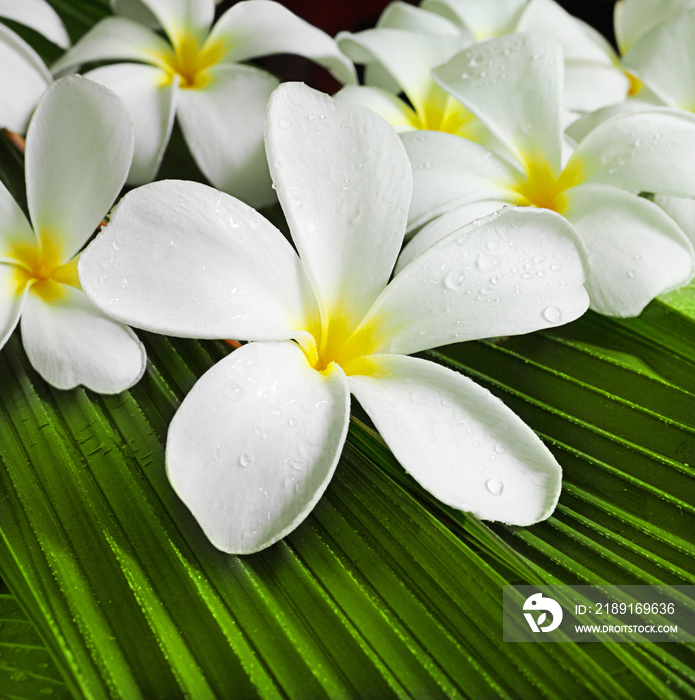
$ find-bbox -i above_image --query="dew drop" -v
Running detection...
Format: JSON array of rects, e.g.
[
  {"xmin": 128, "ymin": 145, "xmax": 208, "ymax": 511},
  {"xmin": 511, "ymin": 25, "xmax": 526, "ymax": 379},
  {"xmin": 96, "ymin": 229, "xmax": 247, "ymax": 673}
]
[
  {"xmin": 213, "ymin": 445, "xmax": 223, "ymax": 464},
  {"xmin": 278, "ymin": 118, "xmax": 291, "ymax": 130},
  {"xmin": 541, "ymin": 306, "xmax": 562, "ymax": 324},
  {"xmin": 549, "ymin": 264, "xmax": 561, "ymax": 272},
  {"xmin": 494, "ymin": 442, "xmax": 506, "ymax": 455},
  {"xmin": 476, "ymin": 252, "xmax": 499, "ymax": 272},
  {"xmin": 224, "ymin": 380, "xmax": 243, "ymax": 401},
  {"xmin": 443, "ymin": 268, "xmax": 467, "ymax": 290},
  {"xmin": 288, "ymin": 417, "xmax": 297, "ymax": 428},
  {"xmin": 239, "ymin": 453, "xmax": 251, "ymax": 468},
  {"xmin": 486, "ymin": 478, "xmax": 504, "ymax": 496},
  {"xmin": 291, "ymin": 459, "xmax": 305, "ymax": 471}
]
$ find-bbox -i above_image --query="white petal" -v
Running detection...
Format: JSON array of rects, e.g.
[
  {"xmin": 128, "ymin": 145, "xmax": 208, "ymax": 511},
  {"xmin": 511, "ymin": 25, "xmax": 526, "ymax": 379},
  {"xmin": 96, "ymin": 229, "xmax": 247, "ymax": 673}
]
[
  {"xmin": 654, "ymin": 194, "xmax": 695, "ymax": 247},
  {"xmin": 20, "ymin": 285, "xmax": 146, "ymax": 392},
  {"xmin": 348, "ymin": 354, "xmax": 562, "ymax": 525},
  {"xmin": 420, "ymin": 0, "xmax": 526, "ymax": 39},
  {"xmin": 79, "ymin": 180, "xmax": 318, "ymax": 341},
  {"xmin": 0, "ymin": 24, "xmax": 51, "ymax": 132},
  {"xmin": 86, "ymin": 63, "xmax": 177, "ymax": 184},
  {"xmin": 51, "ymin": 17, "xmax": 172, "ymax": 74},
  {"xmin": 176, "ymin": 63, "xmax": 277, "ymax": 209},
  {"xmin": 366, "ymin": 3, "xmax": 464, "ymax": 93},
  {"xmin": 333, "ymin": 85, "xmax": 416, "ymax": 132},
  {"xmin": 563, "ymin": 60, "xmax": 629, "ymax": 113},
  {"xmin": 518, "ymin": 0, "xmax": 617, "ymax": 63},
  {"xmin": 337, "ymin": 28, "xmax": 470, "ymax": 115},
  {"xmin": 396, "ymin": 201, "xmax": 509, "ymax": 272},
  {"xmin": 209, "ymin": 0, "xmax": 356, "ymax": 85},
  {"xmin": 266, "ymin": 83, "xmax": 411, "ymax": 329},
  {"xmin": 377, "ymin": 1, "xmax": 462, "ymax": 34},
  {"xmin": 351, "ymin": 207, "xmax": 589, "ymax": 357},
  {"xmin": 136, "ymin": 0, "xmax": 214, "ymax": 46},
  {"xmin": 166, "ymin": 341, "xmax": 350, "ymax": 554},
  {"xmin": 564, "ymin": 184, "xmax": 694, "ymax": 317},
  {"xmin": 622, "ymin": 9, "xmax": 695, "ymax": 110},
  {"xmin": 0, "ymin": 180, "xmax": 37, "ymax": 259},
  {"xmin": 25, "ymin": 76, "xmax": 134, "ymax": 261},
  {"xmin": 0, "ymin": 0, "xmax": 70, "ymax": 48},
  {"xmin": 615, "ymin": 0, "xmax": 695, "ymax": 54},
  {"xmin": 401, "ymin": 130, "xmax": 520, "ymax": 230},
  {"xmin": 568, "ymin": 108, "xmax": 695, "ymax": 197},
  {"xmin": 0, "ymin": 263, "xmax": 28, "ymax": 348},
  {"xmin": 433, "ymin": 33, "xmax": 563, "ymax": 172},
  {"xmin": 110, "ymin": 0, "xmax": 159, "ymax": 27},
  {"xmin": 564, "ymin": 98, "xmax": 652, "ymax": 144}
]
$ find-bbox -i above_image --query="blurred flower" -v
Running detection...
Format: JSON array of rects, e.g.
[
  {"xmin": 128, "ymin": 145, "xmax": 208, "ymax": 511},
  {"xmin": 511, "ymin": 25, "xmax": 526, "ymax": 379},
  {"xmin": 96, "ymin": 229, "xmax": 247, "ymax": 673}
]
[
  {"xmin": 401, "ymin": 33, "xmax": 695, "ymax": 317},
  {"xmin": 52, "ymin": 0, "xmax": 356, "ymax": 208},
  {"xmin": 0, "ymin": 76, "xmax": 146, "ymax": 392},
  {"xmin": 79, "ymin": 82, "xmax": 589, "ymax": 554},
  {"xmin": 337, "ymin": 0, "xmax": 628, "ymax": 126}
]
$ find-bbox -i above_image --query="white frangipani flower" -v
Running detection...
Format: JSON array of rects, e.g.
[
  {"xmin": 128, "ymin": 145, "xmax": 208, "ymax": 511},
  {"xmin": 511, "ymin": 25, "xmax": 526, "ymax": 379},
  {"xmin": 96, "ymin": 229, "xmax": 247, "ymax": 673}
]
[
  {"xmin": 335, "ymin": 24, "xmax": 494, "ymax": 146},
  {"xmin": 0, "ymin": 76, "xmax": 146, "ymax": 392},
  {"xmin": 0, "ymin": 0, "xmax": 69, "ymax": 131},
  {"xmin": 79, "ymin": 83, "xmax": 590, "ymax": 554},
  {"xmin": 338, "ymin": 0, "xmax": 628, "ymax": 122},
  {"xmin": 618, "ymin": 7, "xmax": 695, "ymax": 248},
  {"xmin": 52, "ymin": 0, "xmax": 356, "ymax": 208},
  {"xmin": 401, "ymin": 33, "xmax": 695, "ymax": 318}
]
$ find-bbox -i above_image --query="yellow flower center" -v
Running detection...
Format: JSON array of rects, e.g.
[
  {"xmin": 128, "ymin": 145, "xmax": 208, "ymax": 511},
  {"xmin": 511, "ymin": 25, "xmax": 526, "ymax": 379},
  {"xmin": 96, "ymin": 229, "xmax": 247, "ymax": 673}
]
[
  {"xmin": 9, "ymin": 235, "xmax": 79, "ymax": 302},
  {"xmin": 513, "ymin": 158, "xmax": 582, "ymax": 214},
  {"xmin": 297, "ymin": 308, "xmax": 381, "ymax": 377},
  {"xmin": 156, "ymin": 32, "xmax": 225, "ymax": 90},
  {"xmin": 625, "ymin": 69, "xmax": 643, "ymax": 97},
  {"xmin": 409, "ymin": 85, "xmax": 483, "ymax": 141}
]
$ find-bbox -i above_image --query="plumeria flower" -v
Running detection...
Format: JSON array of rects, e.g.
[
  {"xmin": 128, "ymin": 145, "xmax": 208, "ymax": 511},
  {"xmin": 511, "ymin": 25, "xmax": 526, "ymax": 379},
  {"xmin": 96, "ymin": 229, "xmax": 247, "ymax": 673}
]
[
  {"xmin": 0, "ymin": 0, "xmax": 69, "ymax": 131},
  {"xmin": 52, "ymin": 0, "xmax": 356, "ymax": 208},
  {"xmin": 335, "ymin": 21, "xmax": 487, "ymax": 143},
  {"xmin": 400, "ymin": 33, "xmax": 695, "ymax": 318},
  {"xmin": 619, "ymin": 7, "xmax": 695, "ymax": 245},
  {"xmin": 79, "ymin": 82, "xmax": 590, "ymax": 554},
  {"xmin": 337, "ymin": 0, "xmax": 628, "ymax": 125},
  {"xmin": 0, "ymin": 76, "xmax": 146, "ymax": 392}
]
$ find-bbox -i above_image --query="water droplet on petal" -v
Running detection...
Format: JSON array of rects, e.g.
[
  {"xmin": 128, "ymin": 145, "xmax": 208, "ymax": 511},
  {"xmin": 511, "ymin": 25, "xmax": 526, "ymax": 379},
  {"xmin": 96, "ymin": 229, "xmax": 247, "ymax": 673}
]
[
  {"xmin": 541, "ymin": 306, "xmax": 562, "ymax": 324},
  {"xmin": 476, "ymin": 252, "xmax": 499, "ymax": 272},
  {"xmin": 224, "ymin": 380, "xmax": 243, "ymax": 401},
  {"xmin": 486, "ymin": 478, "xmax": 504, "ymax": 496},
  {"xmin": 494, "ymin": 442, "xmax": 506, "ymax": 454},
  {"xmin": 278, "ymin": 118, "xmax": 291, "ymax": 130},
  {"xmin": 239, "ymin": 453, "xmax": 251, "ymax": 468},
  {"xmin": 288, "ymin": 417, "xmax": 297, "ymax": 428},
  {"xmin": 627, "ymin": 269, "xmax": 636, "ymax": 278}
]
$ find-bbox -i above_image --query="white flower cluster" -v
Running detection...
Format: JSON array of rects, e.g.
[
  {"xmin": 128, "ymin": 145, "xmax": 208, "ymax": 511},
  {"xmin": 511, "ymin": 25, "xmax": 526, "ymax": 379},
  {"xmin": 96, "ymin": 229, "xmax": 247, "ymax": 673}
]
[{"xmin": 0, "ymin": 0, "xmax": 692, "ymax": 553}]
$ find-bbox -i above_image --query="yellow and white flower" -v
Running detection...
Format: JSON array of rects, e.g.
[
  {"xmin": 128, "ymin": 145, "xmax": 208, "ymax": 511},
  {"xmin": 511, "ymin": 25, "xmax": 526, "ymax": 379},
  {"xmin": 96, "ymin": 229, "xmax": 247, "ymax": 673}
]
[
  {"xmin": 79, "ymin": 83, "xmax": 589, "ymax": 554},
  {"xmin": 0, "ymin": 0, "xmax": 69, "ymax": 131},
  {"xmin": 0, "ymin": 76, "xmax": 146, "ymax": 392},
  {"xmin": 336, "ymin": 0, "xmax": 628, "ymax": 129},
  {"xmin": 401, "ymin": 33, "xmax": 695, "ymax": 317},
  {"xmin": 52, "ymin": 0, "xmax": 356, "ymax": 208}
]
